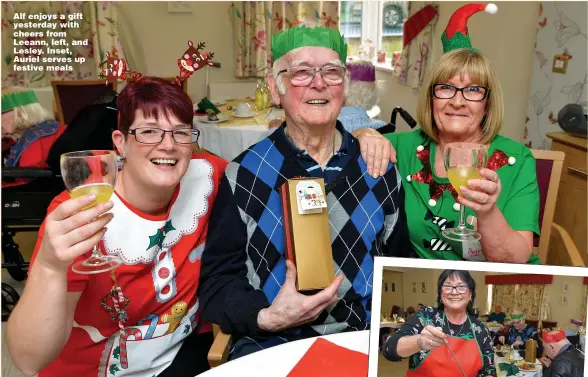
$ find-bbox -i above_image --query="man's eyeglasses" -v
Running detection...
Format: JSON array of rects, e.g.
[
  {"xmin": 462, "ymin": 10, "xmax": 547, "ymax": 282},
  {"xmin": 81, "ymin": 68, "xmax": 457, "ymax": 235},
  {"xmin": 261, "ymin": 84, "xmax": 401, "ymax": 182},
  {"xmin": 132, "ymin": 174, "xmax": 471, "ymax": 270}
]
[
  {"xmin": 128, "ymin": 127, "xmax": 199, "ymax": 145},
  {"xmin": 277, "ymin": 64, "xmax": 346, "ymax": 87},
  {"xmin": 431, "ymin": 84, "xmax": 490, "ymax": 102},
  {"xmin": 441, "ymin": 284, "xmax": 469, "ymax": 294}
]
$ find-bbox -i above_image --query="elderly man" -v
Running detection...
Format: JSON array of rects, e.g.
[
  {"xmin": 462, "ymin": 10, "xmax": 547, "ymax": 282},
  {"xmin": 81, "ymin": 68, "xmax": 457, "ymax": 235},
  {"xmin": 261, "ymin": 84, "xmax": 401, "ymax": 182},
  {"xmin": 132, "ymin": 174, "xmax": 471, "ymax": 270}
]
[
  {"xmin": 497, "ymin": 310, "xmax": 542, "ymax": 357},
  {"xmin": 540, "ymin": 330, "xmax": 584, "ymax": 377},
  {"xmin": 199, "ymin": 25, "xmax": 411, "ymax": 359},
  {"xmin": 488, "ymin": 305, "xmax": 506, "ymax": 324}
]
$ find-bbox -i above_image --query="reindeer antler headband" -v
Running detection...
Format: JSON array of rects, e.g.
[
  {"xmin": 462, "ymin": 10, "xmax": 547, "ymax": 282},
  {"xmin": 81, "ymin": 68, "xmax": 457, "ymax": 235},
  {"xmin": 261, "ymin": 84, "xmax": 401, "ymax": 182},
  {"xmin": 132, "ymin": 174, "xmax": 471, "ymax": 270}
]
[{"xmin": 98, "ymin": 40, "xmax": 215, "ymax": 88}]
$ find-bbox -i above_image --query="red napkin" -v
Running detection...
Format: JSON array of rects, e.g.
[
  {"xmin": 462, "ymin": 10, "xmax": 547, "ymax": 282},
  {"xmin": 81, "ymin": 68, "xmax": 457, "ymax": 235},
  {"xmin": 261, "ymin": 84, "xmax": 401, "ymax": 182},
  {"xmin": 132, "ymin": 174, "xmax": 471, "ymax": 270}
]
[{"xmin": 287, "ymin": 337, "xmax": 368, "ymax": 377}]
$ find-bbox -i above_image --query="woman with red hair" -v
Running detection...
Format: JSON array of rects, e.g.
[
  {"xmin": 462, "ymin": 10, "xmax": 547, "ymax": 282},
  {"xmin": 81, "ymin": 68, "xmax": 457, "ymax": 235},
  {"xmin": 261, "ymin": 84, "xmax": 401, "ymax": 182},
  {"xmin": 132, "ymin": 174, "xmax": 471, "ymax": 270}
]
[{"xmin": 6, "ymin": 77, "xmax": 226, "ymax": 377}]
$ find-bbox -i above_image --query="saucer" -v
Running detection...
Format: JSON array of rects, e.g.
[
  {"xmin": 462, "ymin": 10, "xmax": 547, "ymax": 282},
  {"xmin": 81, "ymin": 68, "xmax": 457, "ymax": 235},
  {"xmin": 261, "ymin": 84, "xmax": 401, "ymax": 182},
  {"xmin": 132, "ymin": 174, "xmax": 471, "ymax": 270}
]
[
  {"xmin": 232, "ymin": 111, "xmax": 257, "ymax": 118},
  {"xmin": 195, "ymin": 114, "xmax": 229, "ymax": 124}
]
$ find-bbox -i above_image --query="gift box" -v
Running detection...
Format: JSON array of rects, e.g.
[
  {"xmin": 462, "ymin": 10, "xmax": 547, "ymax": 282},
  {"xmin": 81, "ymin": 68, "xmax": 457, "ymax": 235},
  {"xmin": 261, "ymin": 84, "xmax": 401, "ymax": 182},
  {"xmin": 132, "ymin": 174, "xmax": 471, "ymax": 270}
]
[{"xmin": 280, "ymin": 178, "xmax": 334, "ymax": 292}]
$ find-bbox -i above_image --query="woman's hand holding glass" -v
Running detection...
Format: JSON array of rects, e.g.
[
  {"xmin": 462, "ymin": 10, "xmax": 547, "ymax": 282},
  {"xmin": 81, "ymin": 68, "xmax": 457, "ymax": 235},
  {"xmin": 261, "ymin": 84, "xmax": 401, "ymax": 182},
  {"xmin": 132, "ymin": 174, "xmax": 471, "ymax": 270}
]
[
  {"xmin": 458, "ymin": 168, "xmax": 501, "ymax": 215},
  {"xmin": 419, "ymin": 324, "xmax": 447, "ymax": 351},
  {"xmin": 35, "ymin": 195, "xmax": 114, "ymax": 275}
]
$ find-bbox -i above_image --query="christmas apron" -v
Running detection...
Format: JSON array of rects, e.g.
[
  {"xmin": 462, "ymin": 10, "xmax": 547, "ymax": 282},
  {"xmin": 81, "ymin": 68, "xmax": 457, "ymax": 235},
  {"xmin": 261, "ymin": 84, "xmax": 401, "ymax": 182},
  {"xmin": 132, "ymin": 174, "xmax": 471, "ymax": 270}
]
[{"xmin": 406, "ymin": 316, "xmax": 483, "ymax": 377}]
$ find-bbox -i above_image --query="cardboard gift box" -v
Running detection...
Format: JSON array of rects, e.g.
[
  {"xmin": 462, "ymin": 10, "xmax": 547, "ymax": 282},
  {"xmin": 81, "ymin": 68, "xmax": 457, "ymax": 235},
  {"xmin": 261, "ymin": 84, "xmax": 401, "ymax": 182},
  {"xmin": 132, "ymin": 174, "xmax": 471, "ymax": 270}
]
[{"xmin": 280, "ymin": 177, "xmax": 334, "ymax": 292}]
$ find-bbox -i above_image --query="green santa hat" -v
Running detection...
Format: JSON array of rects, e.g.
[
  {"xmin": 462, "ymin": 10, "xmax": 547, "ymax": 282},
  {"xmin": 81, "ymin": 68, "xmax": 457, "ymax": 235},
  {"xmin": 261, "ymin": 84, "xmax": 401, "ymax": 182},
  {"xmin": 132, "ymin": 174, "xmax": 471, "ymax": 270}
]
[
  {"xmin": 441, "ymin": 3, "xmax": 497, "ymax": 53},
  {"xmin": 271, "ymin": 25, "xmax": 348, "ymax": 63}
]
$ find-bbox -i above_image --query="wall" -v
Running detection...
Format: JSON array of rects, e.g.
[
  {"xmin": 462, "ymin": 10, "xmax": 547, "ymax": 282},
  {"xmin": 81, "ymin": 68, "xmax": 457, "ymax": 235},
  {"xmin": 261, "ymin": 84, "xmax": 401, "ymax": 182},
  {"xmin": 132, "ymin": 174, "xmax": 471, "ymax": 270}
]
[
  {"xmin": 544, "ymin": 275, "xmax": 586, "ymax": 328},
  {"xmin": 117, "ymin": 1, "xmax": 255, "ymax": 100},
  {"xmin": 381, "ymin": 270, "xmax": 404, "ymax": 316},
  {"xmin": 383, "ymin": 268, "xmax": 489, "ymax": 314},
  {"xmin": 523, "ymin": 1, "xmax": 588, "ymax": 149},
  {"xmin": 377, "ymin": 1, "xmax": 538, "ymax": 142}
]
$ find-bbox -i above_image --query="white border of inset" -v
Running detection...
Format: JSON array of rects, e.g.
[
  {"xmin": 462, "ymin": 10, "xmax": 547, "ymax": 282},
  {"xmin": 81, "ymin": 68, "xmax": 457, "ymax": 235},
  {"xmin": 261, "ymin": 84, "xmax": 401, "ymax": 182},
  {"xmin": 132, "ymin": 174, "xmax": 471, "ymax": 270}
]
[{"xmin": 368, "ymin": 257, "xmax": 588, "ymax": 377}]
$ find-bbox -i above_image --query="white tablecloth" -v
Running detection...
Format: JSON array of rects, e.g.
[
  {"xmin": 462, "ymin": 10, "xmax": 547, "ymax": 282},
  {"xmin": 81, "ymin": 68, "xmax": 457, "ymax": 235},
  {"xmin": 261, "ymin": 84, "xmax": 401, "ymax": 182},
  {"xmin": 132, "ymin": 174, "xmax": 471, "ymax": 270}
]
[
  {"xmin": 194, "ymin": 121, "xmax": 275, "ymax": 161},
  {"xmin": 199, "ymin": 330, "xmax": 369, "ymax": 377},
  {"xmin": 380, "ymin": 321, "xmax": 404, "ymax": 329}
]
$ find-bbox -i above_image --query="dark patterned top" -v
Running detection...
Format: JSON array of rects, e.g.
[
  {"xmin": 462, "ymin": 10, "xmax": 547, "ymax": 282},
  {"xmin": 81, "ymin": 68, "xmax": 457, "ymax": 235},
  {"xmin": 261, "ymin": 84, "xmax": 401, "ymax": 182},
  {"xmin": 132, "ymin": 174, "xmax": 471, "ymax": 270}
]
[{"xmin": 383, "ymin": 306, "xmax": 496, "ymax": 377}]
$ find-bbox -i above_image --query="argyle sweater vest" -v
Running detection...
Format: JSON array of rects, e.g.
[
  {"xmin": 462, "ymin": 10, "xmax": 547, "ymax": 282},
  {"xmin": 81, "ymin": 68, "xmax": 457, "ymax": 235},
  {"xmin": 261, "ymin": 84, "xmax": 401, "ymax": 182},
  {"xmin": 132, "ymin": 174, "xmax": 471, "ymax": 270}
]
[{"xmin": 200, "ymin": 125, "xmax": 411, "ymax": 340}]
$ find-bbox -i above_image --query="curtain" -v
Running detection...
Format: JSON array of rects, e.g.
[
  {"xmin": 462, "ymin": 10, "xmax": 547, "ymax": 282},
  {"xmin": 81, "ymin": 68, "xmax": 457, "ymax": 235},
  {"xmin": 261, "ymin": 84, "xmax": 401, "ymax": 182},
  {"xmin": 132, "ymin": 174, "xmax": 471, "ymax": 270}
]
[
  {"xmin": 393, "ymin": 1, "xmax": 437, "ymax": 89},
  {"xmin": 514, "ymin": 284, "xmax": 545, "ymax": 319},
  {"xmin": 1, "ymin": 1, "xmax": 125, "ymax": 87},
  {"xmin": 492, "ymin": 284, "xmax": 545, "ymax": 319},
  {"xmin": 492, "ymin": 285, "xmax": 516, "ymax": 315},
  {"xmin": 231, "ymin": 1, "xmax": 340, "ymax": 78}
]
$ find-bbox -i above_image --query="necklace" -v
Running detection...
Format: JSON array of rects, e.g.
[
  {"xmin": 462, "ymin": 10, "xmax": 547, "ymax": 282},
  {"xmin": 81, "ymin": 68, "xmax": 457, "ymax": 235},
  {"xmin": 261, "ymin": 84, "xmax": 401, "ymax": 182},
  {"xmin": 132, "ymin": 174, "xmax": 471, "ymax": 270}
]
[{"xmin": 447, "ymin": 317, "xmax": 467, "ymax": 336}]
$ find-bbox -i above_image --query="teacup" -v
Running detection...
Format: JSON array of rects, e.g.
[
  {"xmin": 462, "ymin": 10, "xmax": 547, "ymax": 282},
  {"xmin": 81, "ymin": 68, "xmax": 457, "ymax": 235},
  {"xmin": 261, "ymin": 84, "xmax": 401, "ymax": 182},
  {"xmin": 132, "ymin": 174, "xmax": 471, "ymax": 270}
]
[{"xmin": 234, "ymin": 103, "xmax": 254, "ymax": 116}]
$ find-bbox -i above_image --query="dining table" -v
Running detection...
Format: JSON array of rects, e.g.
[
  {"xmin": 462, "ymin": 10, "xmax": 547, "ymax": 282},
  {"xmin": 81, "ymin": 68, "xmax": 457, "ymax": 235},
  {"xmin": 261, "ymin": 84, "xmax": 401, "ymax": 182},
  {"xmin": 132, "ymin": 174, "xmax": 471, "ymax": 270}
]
[
  {"xmin": 193, "ymin": 98, "xmax": 284, "ymax": 161},
  {"xmin": 198, "ymin": 330, "xmax": 369, "ymax": 377}
]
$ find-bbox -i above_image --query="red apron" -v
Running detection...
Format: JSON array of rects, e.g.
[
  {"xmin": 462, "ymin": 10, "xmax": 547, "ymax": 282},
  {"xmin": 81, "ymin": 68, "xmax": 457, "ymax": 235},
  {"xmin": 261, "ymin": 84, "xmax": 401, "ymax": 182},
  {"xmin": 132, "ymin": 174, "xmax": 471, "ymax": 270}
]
[{"xmin": 406, "ymin": 317, "xmax": 483, "ymax": 377}]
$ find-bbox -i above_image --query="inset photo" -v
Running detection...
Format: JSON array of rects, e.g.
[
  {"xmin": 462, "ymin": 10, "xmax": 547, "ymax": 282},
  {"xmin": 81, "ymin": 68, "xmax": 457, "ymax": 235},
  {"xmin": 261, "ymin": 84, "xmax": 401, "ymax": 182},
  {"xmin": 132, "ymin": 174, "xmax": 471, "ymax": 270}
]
[{"xmin": 368, "ymin": 258, "xmax": 588, "ymax": 377}]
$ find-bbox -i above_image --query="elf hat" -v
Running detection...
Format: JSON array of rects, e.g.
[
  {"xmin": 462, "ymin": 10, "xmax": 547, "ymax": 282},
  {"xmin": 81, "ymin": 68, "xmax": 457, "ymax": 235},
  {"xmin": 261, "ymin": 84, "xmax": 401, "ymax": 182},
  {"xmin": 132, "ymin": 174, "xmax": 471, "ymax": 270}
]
[
  {"xmin": 542, "ymin": 330, "xmax": 566, "ymax": 343},
  {"xmin": 442, "ymin": 3, "xmax": 497, "ymax": 53}
]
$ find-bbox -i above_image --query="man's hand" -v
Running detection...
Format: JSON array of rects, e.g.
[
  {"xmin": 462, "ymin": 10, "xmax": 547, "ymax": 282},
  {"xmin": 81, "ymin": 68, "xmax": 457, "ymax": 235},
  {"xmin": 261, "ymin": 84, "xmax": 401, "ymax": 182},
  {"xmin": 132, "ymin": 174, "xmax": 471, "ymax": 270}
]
[
  {"xmin": 351, "ymin": 128, "xmax": 396, "ymax": 178},
  {"xmin": 498, "ymin": 335, "xmax": 505, "ymax": 344},
  {"xmin": 257, "ymin": 260, "xmax": 343, "ymax": 332},
  {"xmin": 540, "ymin": 357, "xmax": 551, "ymax": 368}
]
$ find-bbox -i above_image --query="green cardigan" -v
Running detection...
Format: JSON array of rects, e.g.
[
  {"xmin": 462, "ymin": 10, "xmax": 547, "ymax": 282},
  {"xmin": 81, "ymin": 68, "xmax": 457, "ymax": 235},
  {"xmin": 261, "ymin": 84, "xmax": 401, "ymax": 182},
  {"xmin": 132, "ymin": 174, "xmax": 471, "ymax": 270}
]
[{"xmin": 386, "ymin": 129, "xmax": 540, "ymax": 263}]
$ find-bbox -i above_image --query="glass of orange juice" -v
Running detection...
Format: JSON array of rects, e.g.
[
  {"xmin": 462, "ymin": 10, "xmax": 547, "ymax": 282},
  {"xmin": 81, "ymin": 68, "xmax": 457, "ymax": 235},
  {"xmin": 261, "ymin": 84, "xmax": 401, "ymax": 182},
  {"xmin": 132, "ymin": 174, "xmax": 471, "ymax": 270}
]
[
  {"xmin": 442, "ymin": 143, "xmax": 488, "ymax": 242},
  {"xmin": 60, "ymin": 150, "xmax": 121, "ymax": 274}
]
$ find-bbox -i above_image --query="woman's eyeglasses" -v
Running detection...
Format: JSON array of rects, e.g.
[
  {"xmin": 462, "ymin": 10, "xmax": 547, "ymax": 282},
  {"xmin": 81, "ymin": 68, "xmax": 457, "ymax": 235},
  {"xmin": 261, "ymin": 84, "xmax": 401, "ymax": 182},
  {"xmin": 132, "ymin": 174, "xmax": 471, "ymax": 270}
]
[
  {"xmin": 128, "ymin": 127, "xmax": 199, "ymax": 145},
  {"xmin": 431, "ymin": 84, "xmax": 490, "ymax": 102},
  {"xmin": 278, "ymin": 64, "xmax": 346, "ymax": 87},
  {"xmin": 442, "ymin": 284, "xmax": 469, "ymax": 294}
]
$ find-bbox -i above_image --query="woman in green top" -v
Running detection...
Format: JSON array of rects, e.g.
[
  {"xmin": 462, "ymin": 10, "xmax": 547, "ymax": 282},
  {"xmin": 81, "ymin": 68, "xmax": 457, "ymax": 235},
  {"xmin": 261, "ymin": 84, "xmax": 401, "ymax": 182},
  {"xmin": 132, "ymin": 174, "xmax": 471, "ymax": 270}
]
[
  {"xmin": 383, "ymin": 48, "xmax": 540, "ymax": 263},
  {"xmin": 356, "ymin": 3, "xmax": 540, "ymax": 263}
]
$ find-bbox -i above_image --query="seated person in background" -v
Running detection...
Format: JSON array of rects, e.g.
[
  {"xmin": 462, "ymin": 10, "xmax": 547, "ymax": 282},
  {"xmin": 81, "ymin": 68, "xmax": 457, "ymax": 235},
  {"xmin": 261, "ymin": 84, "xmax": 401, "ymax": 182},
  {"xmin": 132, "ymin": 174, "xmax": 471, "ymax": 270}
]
[
  {"xmin": 497, "ymin": 311, "xmax": 542, "ymax": 357},
  {"xmin": 6, "ymin": 77, "xmax": 226, "ymax": 377},
  {"xmin": 405, "ymin": 306, "xmax": 416, "ymax": 318},
  {"xmin": 337, "ymin": 60, "xmax": 386, "ymax": 132},
  {"xmin": 540, "ymin": 329, "xmax": 584, "ymax": 377},
  {"xmin": 356, "ymin": 3, "xmax": 541, "ymax": 264},
  {"xmin": 199, "ymin": 24, "xmax": 411, "ymax": 360},
  {"xmin": 488, "ymin": 305, "xmax": 506, "ymax": 324},
  {"xmin": 382, "ymin": 270, "xmax": 495, "ymax": 377},
  {"xmin": 2, "ymin": 87, "xmax": 66, "ymax": 186}
]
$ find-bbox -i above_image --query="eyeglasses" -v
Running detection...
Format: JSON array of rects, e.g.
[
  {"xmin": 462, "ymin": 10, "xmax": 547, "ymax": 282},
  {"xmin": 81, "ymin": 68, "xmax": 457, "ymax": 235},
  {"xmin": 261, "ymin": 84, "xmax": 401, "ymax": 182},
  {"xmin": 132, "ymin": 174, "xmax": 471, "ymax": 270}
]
[
  {"xmin": 128, "ymin": 127, "xmax": 199, "ymax": 145},
  {"xmin": 441, "ymin": 284, "xmax": 469, "ymax": 294},
  {"xmin": 431, "ymin": 84, "xmax": 490, "ymax": 102},
  {"xmin": 277, "ymin": 64, "xmax": 346, "ymax": 87}
]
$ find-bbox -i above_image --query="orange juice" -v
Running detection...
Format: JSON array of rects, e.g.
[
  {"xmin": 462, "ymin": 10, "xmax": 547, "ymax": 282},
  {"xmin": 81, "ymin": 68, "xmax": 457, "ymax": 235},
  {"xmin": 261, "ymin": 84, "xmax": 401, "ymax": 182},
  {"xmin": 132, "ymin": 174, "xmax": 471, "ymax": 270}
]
[
  {"xmin": 70, "ymin": 183, "xmax": 114, "ymax": 209},
  {"xmin": 447, "ymin": 167, "xmax": 481, "ymax": 195}
]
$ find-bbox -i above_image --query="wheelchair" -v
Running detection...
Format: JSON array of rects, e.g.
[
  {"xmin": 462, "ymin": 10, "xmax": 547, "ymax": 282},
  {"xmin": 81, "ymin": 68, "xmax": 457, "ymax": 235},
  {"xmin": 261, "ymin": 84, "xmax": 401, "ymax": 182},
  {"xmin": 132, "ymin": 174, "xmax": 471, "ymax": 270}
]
[
  {"xmin": 378, "ymin": 106, "xmax": 417, "ymax": 134},
  {"xmin": 1, "ymin": 91, "xmax": 117, "ymax": 321}
]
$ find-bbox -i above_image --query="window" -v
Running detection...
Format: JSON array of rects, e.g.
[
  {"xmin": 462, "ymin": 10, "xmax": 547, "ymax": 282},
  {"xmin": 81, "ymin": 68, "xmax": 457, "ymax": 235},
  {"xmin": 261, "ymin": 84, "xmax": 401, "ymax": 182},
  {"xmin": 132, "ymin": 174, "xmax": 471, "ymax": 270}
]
[{"xmin": 339, "ymin": 1, "xmax": 406, "ymax": 69}]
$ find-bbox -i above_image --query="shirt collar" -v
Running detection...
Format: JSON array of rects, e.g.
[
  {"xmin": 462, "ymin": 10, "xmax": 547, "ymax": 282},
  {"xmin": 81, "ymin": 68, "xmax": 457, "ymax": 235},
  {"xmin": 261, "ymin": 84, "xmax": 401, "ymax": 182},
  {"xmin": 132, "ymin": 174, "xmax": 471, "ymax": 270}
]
[{"xmin": 278, "ymin": 120, "xmax": 352, "ymax": 157}]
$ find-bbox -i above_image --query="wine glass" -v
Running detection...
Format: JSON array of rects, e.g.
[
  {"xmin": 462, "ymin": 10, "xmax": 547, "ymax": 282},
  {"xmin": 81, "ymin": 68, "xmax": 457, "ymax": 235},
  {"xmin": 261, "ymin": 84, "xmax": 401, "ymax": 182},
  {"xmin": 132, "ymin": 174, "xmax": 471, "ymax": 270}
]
[
  {"xmin": 60, "ymin": 150, "xmax": 122, "ymax": 274},
  {"xmin": 442, "ymin": 143, "xmax": 488, "ymax": 242},
  {"xmin": 392, "ymin": 313, "xmax": 398, "ymax": 322}
]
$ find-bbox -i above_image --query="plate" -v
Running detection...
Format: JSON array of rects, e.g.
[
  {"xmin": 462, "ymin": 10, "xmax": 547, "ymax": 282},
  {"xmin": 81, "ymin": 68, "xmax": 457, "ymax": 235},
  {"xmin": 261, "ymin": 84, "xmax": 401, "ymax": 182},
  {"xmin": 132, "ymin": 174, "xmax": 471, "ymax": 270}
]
[
  {"xmin": 232, "ymin": 111, "xmax": 258, "ymax": 118},
  {"xmin": 210, "ymin": 99, "xmax": 226, "ymax": 106},
  {"xmin": 517, "ymin": 362, "xmax": 538, "ymax": 372},
  {"xmin": 195, "ymin": 114, "xmax": 229, "ymax": 124}
]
